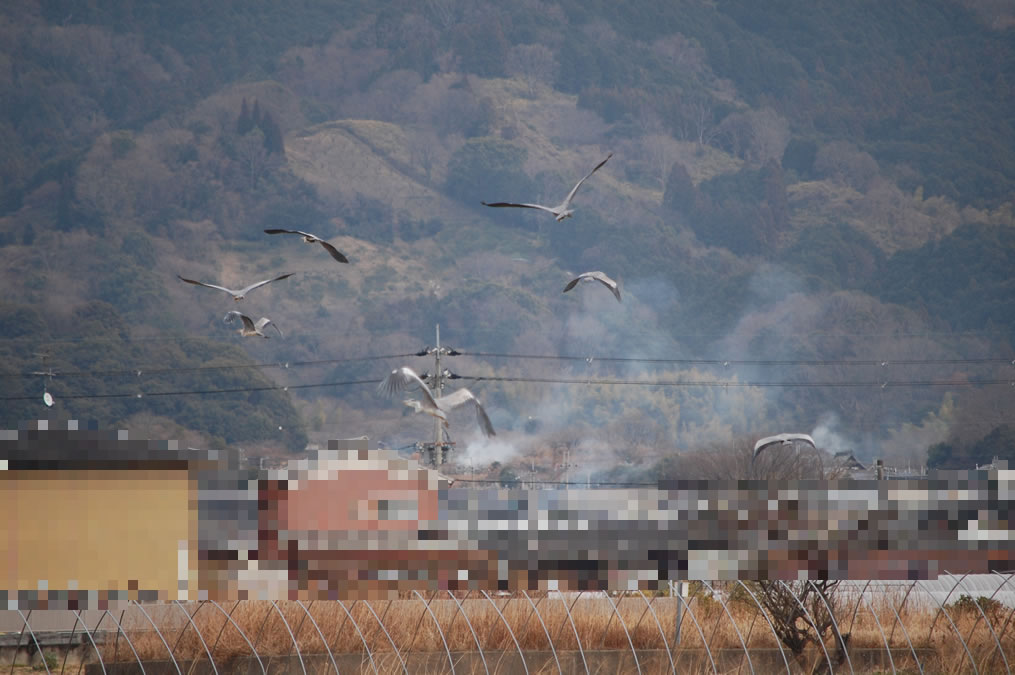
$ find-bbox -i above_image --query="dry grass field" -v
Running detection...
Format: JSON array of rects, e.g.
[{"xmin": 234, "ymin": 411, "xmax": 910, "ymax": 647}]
[{"xmin": 89, "ymin": 588, "xmax": 1014, "ymax": 674}]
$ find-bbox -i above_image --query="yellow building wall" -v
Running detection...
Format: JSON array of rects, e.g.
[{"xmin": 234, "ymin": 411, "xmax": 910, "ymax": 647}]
[{"xmin": 0, "ymin": 469, "xmax": 193, "ymax": 595}]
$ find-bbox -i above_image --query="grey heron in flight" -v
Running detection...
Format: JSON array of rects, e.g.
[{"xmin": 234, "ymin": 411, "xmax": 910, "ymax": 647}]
[
  {"xmin": 223, "ymin": 311, "xmax": 282, "ymax": 338},
  {"xmin": 563, "ymin": 271, "xmax": 621, "ymax": 302},
  {"xmin": 753, "ymin": 433, "xmax": 816, "ymax": 459},
  {"xmin": 263, "ymin": 229, "xmax": 349, "ymax": 263},
  {"xmin": 482, "ymin": 152, "xmax": 613, "ymax": 221},
  {"xmin": 177, "ymin": 272, "xmax": 294, "ymax": 301},
  {"xmin": 379, "ymin": 366, "xmax": 495, "ymax": 437},
  {"xmin": 379, "ymin": 367, "xmax": 447, "ymax": 427}
]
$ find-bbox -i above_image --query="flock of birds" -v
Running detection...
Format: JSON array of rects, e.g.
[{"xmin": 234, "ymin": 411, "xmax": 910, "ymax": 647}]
[
  {"xmin": 175, "ymin": 151, "xmax": 810, "ymax": 450},
  {"xmin": 177, "ymin": 230, "xmax": 345, "ymax": 336},
  {"xmin": 485, "ymin": 152, "xmax": 621, "ymax": 301},
  {"xmin": 177, "ymin": 152, "xmax": 620, "ymax": 439}
]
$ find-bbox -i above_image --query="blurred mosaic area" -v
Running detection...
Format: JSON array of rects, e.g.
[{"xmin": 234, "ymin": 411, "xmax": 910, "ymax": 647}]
[{"xmin": 4, "ymin": 422, "xmax": 1014, "ymax": 611}]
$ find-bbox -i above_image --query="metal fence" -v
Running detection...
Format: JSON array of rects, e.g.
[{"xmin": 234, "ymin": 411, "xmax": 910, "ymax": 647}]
[{"xmin": 4, "ymin": 574, "xmax": 1015, "ymax": 674}]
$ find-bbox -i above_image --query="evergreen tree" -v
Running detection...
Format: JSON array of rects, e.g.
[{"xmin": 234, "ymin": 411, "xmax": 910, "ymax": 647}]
[
  {"xmin": 251, "ymin": 99, "xmax": 262, "ymax": 127},
  {"xmin": 236, "ymin": 97, "xmax": 254, "ymax": 136},
  {"xmin": 662, "ymin": 162, "xmax": 696, "ymax": 214},
  {"xmin": 782, "ymin": 138, "xmax": 817, "ymax": 178},
  {"xmin": 56, "ymin": 174, "xmax": 75, "ymax": 232},
  {"xmin": 259, "ymin": 111, "xmax": 285, "ymax": 156}
]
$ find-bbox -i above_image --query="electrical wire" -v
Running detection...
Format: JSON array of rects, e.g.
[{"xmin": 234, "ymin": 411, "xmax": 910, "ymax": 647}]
[
  {"xmin": 1, "ymin": 327, "xmax": 1004, "ymax": 346},
  {"xmin": 0, "ymin": 378, "xmax": 378, "ymax": 402},
  {"xmin": 3, "ymin": 349, "xmax": 1012, "ymax": 380},
  {"xmin": 454, "ymin": 374, "xmax": 1015, "ymax": 388},
  {"xmin": 0, "ymin": 352, "xmax": 419, "ymax": 379},
  {"xmin": 4, "ymin": 374, "xmax": 1013, "ymax": 404},
  {"xmin": 462, "ymin": 352, "xmax": 1015, "ymax": 367}
]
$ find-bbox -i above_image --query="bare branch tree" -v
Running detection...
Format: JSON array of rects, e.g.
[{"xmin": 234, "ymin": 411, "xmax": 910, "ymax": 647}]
[
  {"xmin": 234, "ymin": 127, "xmax": 276, "ymax": 190},
  {"xmin": 506, "ymin": 43, "xmax": 558, "ymax": 97},
  {"xmin": 408, "ymin": 128, "xmax": 441, "ymax": 183},
  {"xmin": 745, "ymin": 107, "xmax": 791, "ymax": 164},
  {"xmin": 686, "ymin": 99, "xmax": 719, "ymax": 147},
  {"xmin": 667, "ymin": 436, "xmax": 828, "ymax": 481},
  {"xmin": 814, "ymin": 140, "xmax": 880, "ymax": 192},
  {"xmin": 716, "ymin": 111, "xmax": 755, "ymax": 159},
  {"xmin": 754, "ymin": 579, "xmax": 847, "ymax": 667},
  {"xmin": 426, "ymin": 0, "xmax": 462, "ymax": 30}
]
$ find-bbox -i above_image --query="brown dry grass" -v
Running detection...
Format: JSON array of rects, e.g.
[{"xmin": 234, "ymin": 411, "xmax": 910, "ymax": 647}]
[{"xmin": 93, "ymin": 590, "xmax": 1015, "ymax": 673}]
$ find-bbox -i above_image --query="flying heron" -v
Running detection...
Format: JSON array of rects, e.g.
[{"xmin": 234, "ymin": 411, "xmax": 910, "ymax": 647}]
[
  {"xmin": 431, "ymin": 387, "xmax": 496, "ymax": 437},
  {"xmin": 482, "ymin": 152, "xmax": 613, "ymax": 221},
  {"xmin": 177, "ymin": 273, "xmax": 294, "ymax": 301},
  {"xmin": 379, "ymin": 366, "xmax": 495, "ymax": 437},
  {"xmin": 753, "ymin": 433, "xmax": 816, "ymax": 459},
  {"xmin": 379, "ymin": 367, "xmax": 447, "ymax": 426},
  {"xmin": 223, "ymin": 311, "xmax": 283, "ymax": 338},
  {"xmin": 264, "ymin": 229, "xmax": 349, "ymax": 263},
  {"xmin": 563, "ymin": 271, "xmax": 621, "ymax": 302}
]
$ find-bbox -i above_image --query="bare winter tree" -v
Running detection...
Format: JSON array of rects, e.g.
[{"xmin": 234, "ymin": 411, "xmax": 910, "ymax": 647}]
[
  {"xmin": 668, "ymin": 436, "xmax": 848, "ymax": 670},
  {"xmin": 426, "ymin": 0, "xmax": 467, "ymax": 30},
  {"xmin": 715, "ymin": 111, "xmax": 754, "ymax": 159},
  {"xmin": 754, "ymin": 579, "xmax": 850, "ymax": 670},
  {"xmin": 650, "ymin": 33, "xmax": 707, "ymax": 76},
  {"xmin": 408, "ymin": 128, "xmax": 441, "ymax": 183},
  {"xmin": 234, "ymin": 127, "xmax": 278, "ymax": 190},
  {"xmin": 667, "ymin": 435, "xmax": 828, "ymax": 481},
  {"xmin": 745, "ymin": 107, "xmax": 791, "ymax": 164},
  {"xmin": 814, "ymin": 140, "xmax": 880, "ymax": 192},
  {"xmin": 506, "ymin": 43, "xmax": 559, "ymax": 96},
  {"xmin": 686, "ymin": 98, "xmax": 719, "ymax": 147},
  {"xmin": 581, "ymin": 19, "xmax": 619, "ymax": 47},
  {"xmin": 640, "ymin": 132, "xmax": 681, "ymax": 189}
]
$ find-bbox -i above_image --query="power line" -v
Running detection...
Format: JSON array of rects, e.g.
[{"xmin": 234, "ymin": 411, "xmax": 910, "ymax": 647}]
[
  {"xmin": 0, "ymin": 352, "xmax": 419, "ymax": 379},
  {"xmin": 464, "ymin": 352, "xmax": 1015, "ymax": 367},
  {"xmin": 6, "ymin": 373, "xmax": 1013, "ymax": 404},
  {"xmin": 4, "ymin": 349, "xmax": 1011, "ymax": 381},
  {"xmin": 455, "ymin": 374, "xmax": 1015, "ymax": 388},
  {"xmin": 0, "ymin": 378, "xmax": 378, "ymax": 402}
]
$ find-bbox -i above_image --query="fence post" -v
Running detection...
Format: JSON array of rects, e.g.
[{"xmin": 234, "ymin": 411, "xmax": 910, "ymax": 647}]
[{"xmin": 670, "ymin": 580, "xmax": 684, "ymax": 646}]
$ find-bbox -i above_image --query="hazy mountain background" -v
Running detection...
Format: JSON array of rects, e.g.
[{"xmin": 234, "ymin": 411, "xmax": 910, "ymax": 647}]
[{"xmin": 1, "ymin": 0, "xmax": 1013, "ymax": 477}]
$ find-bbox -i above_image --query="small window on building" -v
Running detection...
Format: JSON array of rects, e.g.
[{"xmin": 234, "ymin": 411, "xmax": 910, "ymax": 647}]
[{"xmin": 377, "ymin": 499, "xmax": 418, "ymax": 520}]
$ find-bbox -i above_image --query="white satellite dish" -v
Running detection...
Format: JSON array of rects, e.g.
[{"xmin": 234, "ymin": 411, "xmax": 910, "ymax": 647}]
[{"xmin": 43, "ymin": 391, "xmax": 54, "ymax": 407}]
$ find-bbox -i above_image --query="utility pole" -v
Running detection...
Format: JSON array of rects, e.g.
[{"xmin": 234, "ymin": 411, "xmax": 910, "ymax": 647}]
[
  {"xmin": 434, "ymin": 324, "xmax": 444, "ymax": 444},
  {"xmin": 556, "ymin": 445, "xmax": 578, "ymax": 488},
  {"xmin": 32, "ymin": 352, "xmax": 56, "ymax": 407},
  {"xmin": 418, "ymin": 324, "xmax": 458, "ymax": 467}
]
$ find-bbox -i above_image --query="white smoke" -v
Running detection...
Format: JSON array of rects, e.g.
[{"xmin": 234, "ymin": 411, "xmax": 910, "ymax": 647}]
[
  {"xmin": 810, "ymin": 412, "xmax": 855, "ymax": 454},
  {"xmin": 462, "ymin": 435, "xmax": 523, "ymax": 467}
]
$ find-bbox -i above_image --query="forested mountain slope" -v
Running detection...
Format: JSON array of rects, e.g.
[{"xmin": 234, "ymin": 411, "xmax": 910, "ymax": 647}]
[{"xmin": 1, "ymin": 0, "xmax": 1012, "ymax": 471}]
